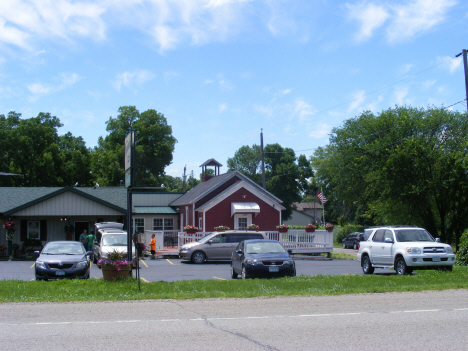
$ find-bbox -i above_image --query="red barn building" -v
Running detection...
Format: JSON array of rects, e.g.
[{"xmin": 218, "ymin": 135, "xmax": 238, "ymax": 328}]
[{"xmin": 170, "ymin": 159, "xmax": 285, "ymax": 232}]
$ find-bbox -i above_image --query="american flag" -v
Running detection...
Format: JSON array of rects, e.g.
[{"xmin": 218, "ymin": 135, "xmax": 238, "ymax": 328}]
[{"xmin": 317, "ymin": 191, "xmax": 328, "ymax": 204}]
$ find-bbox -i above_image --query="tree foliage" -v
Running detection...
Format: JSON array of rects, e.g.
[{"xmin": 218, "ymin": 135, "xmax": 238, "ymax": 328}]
[
  {"xmin": 0, "ymin": 112, "xmax": 93, "ymax": 187},
  {"xmin": 310, "ymin": 106, "xmax": 468, "ymax": 247},
  {"xmin": 91, "ymin": 106, "xmax": 177, "ymax": 186}
]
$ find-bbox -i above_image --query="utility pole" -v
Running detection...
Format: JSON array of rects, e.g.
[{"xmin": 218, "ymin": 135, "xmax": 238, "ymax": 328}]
[
  {"xmin": 182, "ymin": 165, "xmax": 187, "ymax": 192},
  {"xmin": 456, "ymin": 49, "xmax": 468, "ymax": 113},
  {"xmin": 260, "ymin": 129, "xmax": 266, "ymax": 189}
]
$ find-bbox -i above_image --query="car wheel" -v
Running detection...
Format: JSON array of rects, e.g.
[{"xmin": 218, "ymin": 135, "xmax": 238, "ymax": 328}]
[
  {"xmin": 361, "ymin": 255, "xmax": 374, "ymax": 274},
  {"xmin": 353, "ymin": 242, "xmax": 358, "ymax": 250},
  {"xmin": 191, "ymin": 251, "xmax": 206, "ymax": 264},
  {"xmin": 230, "ymin": 264, "xmax": 238, "ymax": 279},
  {"xmin": 342, "ymin": 242, "xmax": 346, "ymax": 249},
  {"xmin": 241, "ymin": 266, "xmax": 249, "ymax": 279},
  {"xmin": 395, "ymin": 257, "xmax": 410, "ymax": 275}
]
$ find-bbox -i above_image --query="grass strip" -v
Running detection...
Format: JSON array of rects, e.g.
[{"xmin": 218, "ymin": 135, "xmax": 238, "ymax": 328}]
[{"xmin": 1, "ymin": 266, "xmax": 467, "ymax": 303}]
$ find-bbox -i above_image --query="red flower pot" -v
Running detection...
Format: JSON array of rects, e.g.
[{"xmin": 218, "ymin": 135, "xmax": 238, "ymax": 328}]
[
  {"xmin": 326, "ymin": 228, "xmax": 333, "ymax": 232},
  {"xmin": 185, "ymin": 230, "xmax": 197, "ymax": 234},
  {"xmin": 278, "ymin": 228, "xmax": 288, "ymax": 233},
  {"xmin": 305, "ymin": 228, "xmax": 315, "ymax": 233}
]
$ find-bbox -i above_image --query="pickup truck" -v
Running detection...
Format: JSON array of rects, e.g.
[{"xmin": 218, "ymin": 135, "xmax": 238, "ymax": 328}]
[{"xmin": 357, "ymin": 226, "xmax": 455, "ymax": 275}]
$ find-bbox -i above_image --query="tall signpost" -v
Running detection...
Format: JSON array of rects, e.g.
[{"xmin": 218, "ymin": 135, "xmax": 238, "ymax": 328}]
[{"xmin": 125, "ymin": 131, "xmax": 135, "ymax": 274}]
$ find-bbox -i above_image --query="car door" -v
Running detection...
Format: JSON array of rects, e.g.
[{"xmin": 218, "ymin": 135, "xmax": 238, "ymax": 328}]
[
  {"xmin": 381, "ymin": 230, "xmax": 395, "ymax": 264},
  {"xmin": 232, "ymin": 241, "xmax": 244, "ymax": 272},
  {"xmin": 204, "ymin": 234, "xmax": 226, "ymax": 260},
  {"xmin": 370, "ymin": 229, "xmax": 385, "ymax": 264}
]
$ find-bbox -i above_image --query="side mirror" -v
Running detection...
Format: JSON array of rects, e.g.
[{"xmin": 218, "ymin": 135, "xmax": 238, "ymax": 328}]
[
  {"xmin": 34, "ymin": 250, "xmax": 40, "ymax": 255},
  {"xmin": 235, "ymin": 249, "xmax": 243, "ymax": 254},
  {"xmin": 208, "ymin": 240, "xmax": 212, "ymax": 245},
  {"xmin": 384, "ymin": 237, "xmax": 394, "ymax": 243},
  {"xmin": 287, "ymin": 249, "xmax": 293, "ymax": 254},
  {"xmin": 87, "ymin": 250, "xmax": 93, "ymax": 255},
  {"xmin": 435, "ymin": 238, "xmax": 440, "ymax": 242}
]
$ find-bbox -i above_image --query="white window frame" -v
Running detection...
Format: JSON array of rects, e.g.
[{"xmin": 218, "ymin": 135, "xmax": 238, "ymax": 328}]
[
  {"xmin": 234, "ymin": 214, "xmax": 252, "ymax": 230},
  {"xmin": 133, "ymin": 218, "xmax": 145, "ymax": 234},
  {"xmin": 153, "ymin": 217, "xmax": 174, "ymax": 231}
]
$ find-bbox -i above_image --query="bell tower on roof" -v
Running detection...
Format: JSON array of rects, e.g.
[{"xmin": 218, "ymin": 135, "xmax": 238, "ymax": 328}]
[{"xmin": 200, "ymin": 158, "xmax": 223, "ymax": 182}]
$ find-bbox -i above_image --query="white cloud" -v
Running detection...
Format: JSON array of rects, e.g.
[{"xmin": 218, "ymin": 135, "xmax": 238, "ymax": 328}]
[
  {"xmin": 387, "ymin": 0, "xmax": 456, "ymax": 42},
  {"xmin": 218, "ymin": 103, "xmax": 227, "ymax": 112},
  {"xmin": 347, "ymin": 90, "xmax": 366, "ymax": 112},
  {"xmin": 27, "ymin": 72, "xmax": 81, "ymax": 101},
  {"xmin": 113, "ymin": 70, "xmax": 155, "ymax": 91},
  {"xmin": 346, "ymin": 2, "xmax": 389, "ymax": 41},
  {"xmin": 399, "ymin": 64, "xmax": 413, "ymax": 75},
  {"xmin": 437, "ymin": 55, "xmax": 462, "ymax": 74},
  {"xmin": 346, "ymin": 0, "xmax": 457, "ymax": 43},
  {"xmin": 0, "ymin": 0, "xmax": 106, "ymax": 49},
  {"xmin": 308, "ymin": 123, "xmax": 331, "ymax": 139},
  {"xmin": 394, "ymin": 87, "xmax": 409, "ymax": 105},
  {"xmin": 294, "ymin": 98, "xmax": 315, "ymax": 121}
]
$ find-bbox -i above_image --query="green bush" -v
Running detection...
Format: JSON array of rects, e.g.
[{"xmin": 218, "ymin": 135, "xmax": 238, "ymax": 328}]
[
  {"xmin": 335, "ymin": 224, "xmax": 363, "ymax": 244},
  {"xmin": 455, "ymin": 230, "xmax": 468, "ymax": 266}
]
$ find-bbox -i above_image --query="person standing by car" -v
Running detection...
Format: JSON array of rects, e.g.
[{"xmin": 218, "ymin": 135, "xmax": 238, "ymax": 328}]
[
  {"xmin": 149, "ymin": 233, "xmax": 156, "ymax": 260},
  {"xmin": 86, "ymin": 231, "xmax": 96, "ymax": 260},
  {"xmin": 79, "ymin": 229, "xmax": 88, "ymax": 248}
]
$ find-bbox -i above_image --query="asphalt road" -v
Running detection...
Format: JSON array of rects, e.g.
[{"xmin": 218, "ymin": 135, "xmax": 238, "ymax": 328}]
[
  {"xmin": 1, "ymin": 289, "xmax": 467, "ymax": 351},
  {"xmin": 0, "ymin": 249, "xmax": 392, "ymax": 282}
]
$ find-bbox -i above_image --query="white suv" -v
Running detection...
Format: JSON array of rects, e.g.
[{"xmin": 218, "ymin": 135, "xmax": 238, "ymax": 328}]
[{"xmin": 357, "ymin": 226, "xmax": 455, "ymax": 275}]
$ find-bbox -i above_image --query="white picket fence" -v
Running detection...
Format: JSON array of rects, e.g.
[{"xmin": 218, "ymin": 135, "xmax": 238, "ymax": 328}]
[{"xmin": 177, "ymin": 230, "xmax": 334, "ymax": 255}]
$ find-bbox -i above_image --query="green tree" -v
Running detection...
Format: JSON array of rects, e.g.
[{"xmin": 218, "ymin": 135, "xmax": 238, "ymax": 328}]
[
  {"xmin": 91, "ymin": 106, "xmax": 177, "ymax": 186},
  {"xmin": 311, "ymin": 106, "xmax": 468, "ymax": 247}
]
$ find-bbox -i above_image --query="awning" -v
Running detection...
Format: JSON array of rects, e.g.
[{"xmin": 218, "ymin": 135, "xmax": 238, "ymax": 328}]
[{"xmin": 231, "ymin": 202, "xmax": 260, "ymax": 217}]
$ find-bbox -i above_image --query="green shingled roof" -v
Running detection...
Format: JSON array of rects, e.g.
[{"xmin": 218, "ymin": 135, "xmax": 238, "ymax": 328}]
[{"xmin": 133, "ymin": 206, "xmax": 177, "ymax": 214}]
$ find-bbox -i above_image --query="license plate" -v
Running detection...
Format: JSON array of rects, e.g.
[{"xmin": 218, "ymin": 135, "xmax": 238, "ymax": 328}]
[
  {"xmin": 269, "ymin": 266, "xmax": 279, "ymax": 272},
  {"xmin": 432, "ymin": 257, "xmax": 441, "ymax": 262},
  {"xmin": 55, "ymin": 270, "xmax": 65, "ymax": 276}
]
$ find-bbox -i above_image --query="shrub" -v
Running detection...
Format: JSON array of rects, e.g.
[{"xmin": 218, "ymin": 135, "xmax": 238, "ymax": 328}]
[{"xmin": 455, "ymin": 230, "xmax": 468, "ymax": 266}]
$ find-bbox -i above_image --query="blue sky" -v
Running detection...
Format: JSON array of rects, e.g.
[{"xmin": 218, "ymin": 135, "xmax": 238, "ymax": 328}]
[{"xmin": 1, "ymin": 0, "xmax": 467, "ymax": 180}]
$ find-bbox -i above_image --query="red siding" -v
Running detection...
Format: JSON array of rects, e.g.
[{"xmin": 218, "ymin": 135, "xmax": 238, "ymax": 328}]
[{"xmin": 203, "ymin": 188, "xmax": 280, "ymax": 231}]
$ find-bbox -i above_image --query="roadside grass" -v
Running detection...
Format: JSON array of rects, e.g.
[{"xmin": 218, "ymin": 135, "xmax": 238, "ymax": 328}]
[{"xmin": 1, "ymin": 266, "xmax": 467, "ymax": 303}]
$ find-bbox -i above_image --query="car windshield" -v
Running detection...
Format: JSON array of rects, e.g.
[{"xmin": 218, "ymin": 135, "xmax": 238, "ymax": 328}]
[
  {"xmin": 42, "ymin": 243, "xmax": 85, "ymax": 255},
  {"xmin": 395, "ymin": 229, "xmax": 435, "ymax": 242},
  {"xmin": 245, "ymin": 242, "xmax": 285, "ymax": 254},
  {"xmin": 102, "ymin": 234, "xmax": 127, "ymax": 246},
  {"xmin": 198, "ymin": 233, "xmax": 218, "ymax": 244}
]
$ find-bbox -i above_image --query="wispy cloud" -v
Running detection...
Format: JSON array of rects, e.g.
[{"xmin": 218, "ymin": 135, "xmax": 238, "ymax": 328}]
[
  {"xmin": 113, "ymin": 70, "xmax": 155, "ymax": 91},
  {"xmin": 346, "ymin": 2, "xmax": 389, "ymax": 42},
  {"xmin": 347, "ymin": 90, "xmax": 366, "ymax": 112},
  {"xmin": 294, "ymin": 98, "xmax": 315, "ymax": 121},
  {"xmin": 27, "ymin": 72, "xmax": 81, "ymax": 101},
  {"xmin": 0, "ymin": 0, "xmax": 106, "ymax": 49},
  {"xmin": 437, "ymin": 55, "xmax": 462, "ymax": 74},
  {"xmin": 346, "ymin": 0, "xmax": 457, "ymax": 43}
]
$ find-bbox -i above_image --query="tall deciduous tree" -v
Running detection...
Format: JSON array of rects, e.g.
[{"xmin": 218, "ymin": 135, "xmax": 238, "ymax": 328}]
[
  {"xmin": 311, "ymin": 106, "xmax": 468, "ymax": 247},
  {"xmin": 91, "ymin": 106, "xmax": 177, "ymax": 186}
]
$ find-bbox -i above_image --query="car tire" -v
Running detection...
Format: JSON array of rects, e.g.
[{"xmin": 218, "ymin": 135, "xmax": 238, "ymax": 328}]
[
  {"xmin": 361, "ymin": 255, "xmax": 374, "ymax": 274},
  {"xmin": 353, "ymin": 242, "xmax": 358, "ymax": 250},
  {"xmin": 395, "ymin": 257, "xmax": 410, "ymax": 275},
  {"xmin": 342, "ymin": 242, "xmax": 346, "ymax": 249},
  {"xmin": 241, "ymin": 265, "xmax": 249, "ymax": 279},
  {"xmin": 230, "ymin": 264, "xmax": 238, "ymax": 279},
  {"xmin": 191, "ymin": 251, "xmax": 206, "ymax": 264}
]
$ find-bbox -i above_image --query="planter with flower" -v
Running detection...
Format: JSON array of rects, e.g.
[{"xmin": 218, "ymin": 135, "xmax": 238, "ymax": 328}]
[
  {"xmin": 305, "ymin": 224, "xmax": 317, "ymax": 233},
  {"xmin": 214, "ymin": 226, "xmax": 230, "ymax": 232},
  {"xmin": 247, "ymin": 224, "xmax": 259, "ymax": 231},
  {"xmin": 97, "ymin": 250, "xmax": 135, "ymax": 281},
  {"xmin": 0, "ymin": 245, "xmax": 6, "ymax": 257},
  {"xmin": 183, "ymin": 225, "xmax": 199, "ymax": 235},
  {"xmin": 3, "ymin": 220, "xmax": 16, "ymax": 258},
  {"xmin": 276, "ymin": 224, "xmax": 289, "ymax": 233},
  {"xmin": 324, "ymin": 223, "xmax": 334, "ymax": 232}
]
